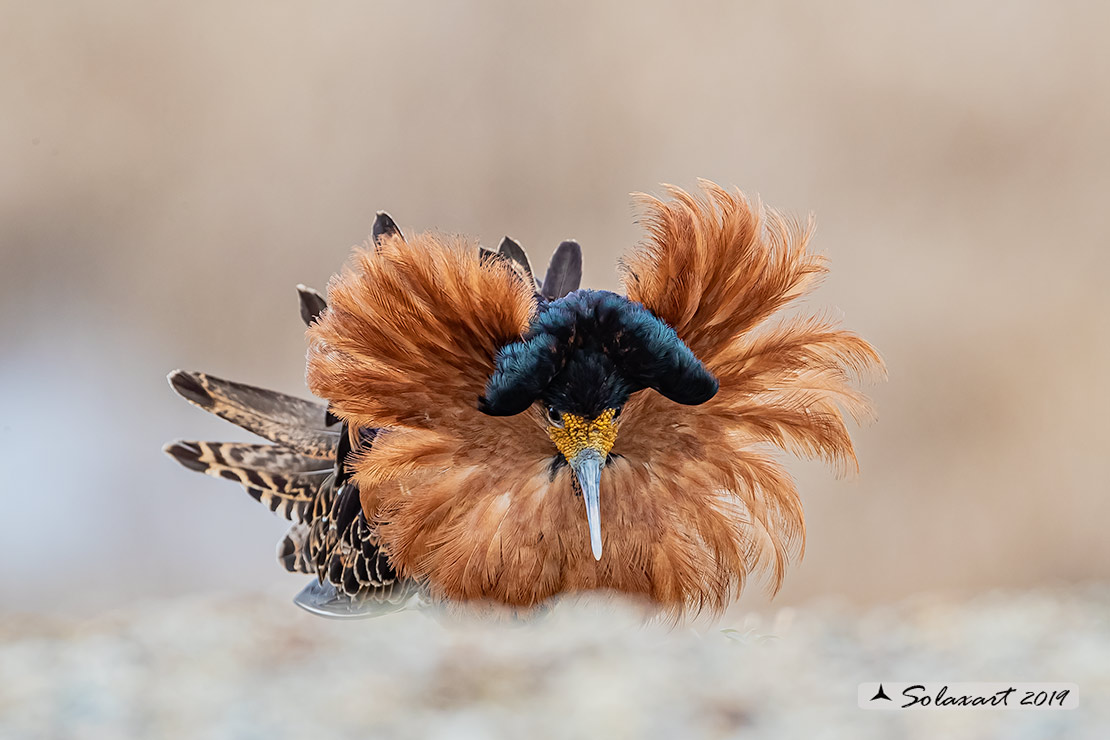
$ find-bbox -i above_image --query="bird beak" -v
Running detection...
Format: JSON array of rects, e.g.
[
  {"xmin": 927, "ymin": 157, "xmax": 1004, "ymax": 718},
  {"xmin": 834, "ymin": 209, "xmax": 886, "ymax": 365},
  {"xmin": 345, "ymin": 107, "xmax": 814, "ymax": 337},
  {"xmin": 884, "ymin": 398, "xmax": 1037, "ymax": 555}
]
[
  {"xmin": 546, "ymin": 408, "xmax": 619, "ymax": 561},
  {"xmin": 568, "ymin": 448, "xmax": 604, "ymax": 560}
]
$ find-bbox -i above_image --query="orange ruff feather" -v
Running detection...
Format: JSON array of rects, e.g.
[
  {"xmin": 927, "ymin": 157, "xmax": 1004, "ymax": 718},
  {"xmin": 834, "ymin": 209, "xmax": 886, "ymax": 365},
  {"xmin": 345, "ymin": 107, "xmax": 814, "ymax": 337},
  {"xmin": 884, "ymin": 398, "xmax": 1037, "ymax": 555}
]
[{"xmin": 306, "ymin": 184, "xmax": 884, "ymax": 616}]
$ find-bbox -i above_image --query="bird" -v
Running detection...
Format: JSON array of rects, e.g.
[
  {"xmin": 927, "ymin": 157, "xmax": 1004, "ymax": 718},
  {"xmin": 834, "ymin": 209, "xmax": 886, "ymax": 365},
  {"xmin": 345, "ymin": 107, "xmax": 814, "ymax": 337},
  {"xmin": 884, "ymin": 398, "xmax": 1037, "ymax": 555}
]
[{"xmin": 164, "ymin": 181, "xmax": 883, "ymax": 619}]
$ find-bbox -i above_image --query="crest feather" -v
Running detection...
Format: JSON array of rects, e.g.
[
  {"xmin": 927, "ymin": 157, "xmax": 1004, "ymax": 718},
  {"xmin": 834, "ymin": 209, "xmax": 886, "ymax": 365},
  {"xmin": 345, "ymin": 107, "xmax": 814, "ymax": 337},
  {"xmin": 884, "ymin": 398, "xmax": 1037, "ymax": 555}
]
[{"xmin": 615, "ymin": 182, "xmax": 885, "ymax": 599}]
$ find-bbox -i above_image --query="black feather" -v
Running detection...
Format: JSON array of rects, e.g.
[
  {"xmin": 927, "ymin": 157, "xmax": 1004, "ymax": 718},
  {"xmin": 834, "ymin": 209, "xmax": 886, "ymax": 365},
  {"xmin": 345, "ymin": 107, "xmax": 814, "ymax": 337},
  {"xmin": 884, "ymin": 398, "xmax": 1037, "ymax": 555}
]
[
  {"xmin": 541, "ymin": 240, "xmax": 583, "ymax": 300},
  {"xmin": 331, "ymin": 483, "xmax": 363, "ymax": 536},
  {"xmin": 372, "ymin": 211, "xmax": 403, "ymax": 245},
  {"xmin": 297, "ymin": 284, "xmax": 328, "ymax": 326},
  {"xmin": 498, "ymin": 236, "xmax": 536, "ymax": 286}
]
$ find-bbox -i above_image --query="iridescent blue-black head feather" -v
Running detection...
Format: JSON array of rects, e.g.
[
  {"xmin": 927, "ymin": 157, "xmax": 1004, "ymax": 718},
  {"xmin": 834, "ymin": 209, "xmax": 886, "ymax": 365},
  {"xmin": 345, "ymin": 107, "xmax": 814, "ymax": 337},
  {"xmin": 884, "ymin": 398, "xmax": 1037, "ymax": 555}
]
[{"xmin": 478, "ymin": 290, "xmax": 718, "ymax": 417}]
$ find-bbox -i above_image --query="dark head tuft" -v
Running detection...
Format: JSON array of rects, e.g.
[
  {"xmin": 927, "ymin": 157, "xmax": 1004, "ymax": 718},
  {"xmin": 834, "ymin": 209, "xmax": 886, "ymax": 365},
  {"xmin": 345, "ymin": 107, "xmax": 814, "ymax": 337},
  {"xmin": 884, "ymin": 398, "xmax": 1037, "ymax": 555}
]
[{"xmin": 480, "ymin": 290, "xmax": 717, "ymax": 417}]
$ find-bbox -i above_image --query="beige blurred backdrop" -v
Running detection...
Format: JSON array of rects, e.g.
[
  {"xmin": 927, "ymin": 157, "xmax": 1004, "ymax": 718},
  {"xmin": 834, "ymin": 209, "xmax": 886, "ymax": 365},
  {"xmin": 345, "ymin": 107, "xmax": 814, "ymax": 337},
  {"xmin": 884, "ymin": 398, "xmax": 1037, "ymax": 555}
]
[{"xmin": 2, "ymin": 0, "xmax": 1108, "ymax": 616}]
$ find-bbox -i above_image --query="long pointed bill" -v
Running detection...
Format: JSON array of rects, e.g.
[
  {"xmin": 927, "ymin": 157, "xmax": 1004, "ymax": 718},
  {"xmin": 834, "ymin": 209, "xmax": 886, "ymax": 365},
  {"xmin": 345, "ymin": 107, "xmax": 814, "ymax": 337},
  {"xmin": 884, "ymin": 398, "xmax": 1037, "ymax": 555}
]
[{"xmin": 569, "ymin": 449, "xmax": 603, "ymax": 560}]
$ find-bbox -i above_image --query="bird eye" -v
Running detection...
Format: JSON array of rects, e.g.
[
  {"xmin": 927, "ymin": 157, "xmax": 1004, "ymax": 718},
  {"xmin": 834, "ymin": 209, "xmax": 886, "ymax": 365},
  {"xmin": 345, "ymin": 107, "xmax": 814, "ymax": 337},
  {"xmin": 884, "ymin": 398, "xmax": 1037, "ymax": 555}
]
[{"xmin": 546, "ymin": 406, "xmax": 564, "ymax": 427}]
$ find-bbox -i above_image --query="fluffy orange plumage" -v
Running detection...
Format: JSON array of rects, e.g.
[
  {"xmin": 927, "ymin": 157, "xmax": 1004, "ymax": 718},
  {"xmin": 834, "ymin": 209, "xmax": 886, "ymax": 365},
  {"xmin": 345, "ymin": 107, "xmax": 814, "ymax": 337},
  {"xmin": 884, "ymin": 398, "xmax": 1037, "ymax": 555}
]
[{"xmin": 304, "ymin": 182, "xmax": 884, "ymax": 616}]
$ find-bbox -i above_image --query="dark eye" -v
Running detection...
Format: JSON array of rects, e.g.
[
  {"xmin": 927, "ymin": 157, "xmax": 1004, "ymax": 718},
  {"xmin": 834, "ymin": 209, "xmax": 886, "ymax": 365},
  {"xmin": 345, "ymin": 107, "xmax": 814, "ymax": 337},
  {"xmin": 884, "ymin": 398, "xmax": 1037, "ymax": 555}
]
[{"xmin": 546, "ymin": 406, "xmax": 564, "ymax": 427}]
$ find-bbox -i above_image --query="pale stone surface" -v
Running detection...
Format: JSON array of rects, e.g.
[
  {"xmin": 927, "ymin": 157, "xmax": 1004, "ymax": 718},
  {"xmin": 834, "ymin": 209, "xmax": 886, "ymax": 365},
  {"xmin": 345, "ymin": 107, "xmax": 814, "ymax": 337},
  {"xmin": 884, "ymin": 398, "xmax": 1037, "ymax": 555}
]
[{"xmin": 2, "ymin": 585, "xmax": 1106, "ymax": 739}]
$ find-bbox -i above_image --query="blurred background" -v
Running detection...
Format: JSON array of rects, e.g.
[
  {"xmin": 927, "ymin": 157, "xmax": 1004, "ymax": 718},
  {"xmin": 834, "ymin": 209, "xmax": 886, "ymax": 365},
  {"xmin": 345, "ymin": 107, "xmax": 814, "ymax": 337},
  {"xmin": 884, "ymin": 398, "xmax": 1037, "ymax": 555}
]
[{"xmin": 2, "ymin": 1, "xmax": 1109, "ymax": 737}]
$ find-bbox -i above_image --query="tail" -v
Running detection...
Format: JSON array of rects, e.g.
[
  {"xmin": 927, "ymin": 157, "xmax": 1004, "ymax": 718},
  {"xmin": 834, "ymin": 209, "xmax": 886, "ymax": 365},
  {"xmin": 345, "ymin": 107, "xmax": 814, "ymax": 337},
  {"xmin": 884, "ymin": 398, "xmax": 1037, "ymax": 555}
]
[{"xmin": 164, "ymin": 226, "xmax": 422, "ymax": 616}]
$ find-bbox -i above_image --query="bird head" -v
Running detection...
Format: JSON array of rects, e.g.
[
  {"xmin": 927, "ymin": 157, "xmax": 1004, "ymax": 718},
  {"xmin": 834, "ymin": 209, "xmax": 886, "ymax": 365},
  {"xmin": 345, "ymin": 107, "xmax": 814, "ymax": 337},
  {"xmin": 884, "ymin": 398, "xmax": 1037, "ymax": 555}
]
[{"xmin": 479, "ymin": 289, "xmax": 719, "ymax": 560}]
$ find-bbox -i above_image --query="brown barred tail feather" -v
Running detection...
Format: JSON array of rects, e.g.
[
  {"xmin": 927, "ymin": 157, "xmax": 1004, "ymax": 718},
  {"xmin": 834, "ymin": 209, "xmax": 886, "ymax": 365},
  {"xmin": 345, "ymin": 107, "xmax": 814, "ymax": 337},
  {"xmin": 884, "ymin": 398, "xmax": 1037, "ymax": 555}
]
[
  {"xmin": 279, "ymin": 523, "xmax": 314, "ymax": 574},
  {"xmin": 163, "ymin": 440, "xmax": 328, "ymax": 522},
  {"xmin": 167, "ymin": 370, "xmax": 340, "ymax": 459}
]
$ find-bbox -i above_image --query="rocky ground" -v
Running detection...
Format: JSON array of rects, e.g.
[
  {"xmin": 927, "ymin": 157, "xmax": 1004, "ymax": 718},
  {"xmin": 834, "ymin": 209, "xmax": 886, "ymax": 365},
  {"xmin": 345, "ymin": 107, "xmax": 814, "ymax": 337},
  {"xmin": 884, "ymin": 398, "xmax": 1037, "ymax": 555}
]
[{"xmin": 1, "ymin": 584, "xmax": 1106, "ymax": 739}]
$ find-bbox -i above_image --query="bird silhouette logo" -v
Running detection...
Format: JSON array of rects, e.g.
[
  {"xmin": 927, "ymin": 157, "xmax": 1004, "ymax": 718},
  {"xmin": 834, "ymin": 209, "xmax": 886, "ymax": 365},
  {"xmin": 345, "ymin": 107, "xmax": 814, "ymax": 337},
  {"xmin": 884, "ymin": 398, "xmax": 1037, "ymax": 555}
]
[
  {"xmin": 164, "ymin": 181, "xmax": 884, "ymax": 619},
  {"xmin": 871, "ymin": 685, "xmax": 893, "ymax": 702}
]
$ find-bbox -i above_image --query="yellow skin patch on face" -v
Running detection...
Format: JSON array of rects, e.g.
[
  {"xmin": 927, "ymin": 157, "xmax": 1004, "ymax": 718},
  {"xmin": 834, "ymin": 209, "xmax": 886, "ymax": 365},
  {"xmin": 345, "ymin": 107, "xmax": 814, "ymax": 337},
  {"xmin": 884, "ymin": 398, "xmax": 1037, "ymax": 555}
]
[{"xmin": 547, "ymin": 408, "xmax": 618, "ymax": 462}]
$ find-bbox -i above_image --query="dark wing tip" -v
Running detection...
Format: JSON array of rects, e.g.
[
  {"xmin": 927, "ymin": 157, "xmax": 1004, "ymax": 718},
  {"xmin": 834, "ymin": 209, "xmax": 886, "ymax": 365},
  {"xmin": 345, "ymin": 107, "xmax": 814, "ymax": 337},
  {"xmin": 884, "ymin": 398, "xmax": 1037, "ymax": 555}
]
[
  {"xmin": 293, "ymin": 579, "xmax": 419, "ymax": 619},
  {"xmin": 541, "ymin": 240, "xmax": 583, "ymax": 299},
  {"xmin": 497, "ymin": 236, "xmax": 535, "ymax": 281},
  {"xmin": 292, "ymin": 580, "xmax": 375, "ymax": 619},
  {"xmin": 296, "ymin": 284, "xmax": 328, "ymax": 326},
  {"xmin": 163, "ymin": 440, "xmax": 207, "ymax": 471},
  {"xmin": 168, "ymin": 370, "xmax": 213, "ymax": 409},
  {"xmin": 372, "ymin": 211, "xmax": 403, "ymax": 245}
]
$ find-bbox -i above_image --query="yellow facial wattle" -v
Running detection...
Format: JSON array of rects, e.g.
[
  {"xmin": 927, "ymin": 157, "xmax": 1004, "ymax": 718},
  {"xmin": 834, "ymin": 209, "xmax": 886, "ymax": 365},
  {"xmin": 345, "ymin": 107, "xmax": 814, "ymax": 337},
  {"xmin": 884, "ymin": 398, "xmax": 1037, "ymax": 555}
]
[{"xmin": 547, "ymin": 408, "xmax": 618, "ymax": 461}]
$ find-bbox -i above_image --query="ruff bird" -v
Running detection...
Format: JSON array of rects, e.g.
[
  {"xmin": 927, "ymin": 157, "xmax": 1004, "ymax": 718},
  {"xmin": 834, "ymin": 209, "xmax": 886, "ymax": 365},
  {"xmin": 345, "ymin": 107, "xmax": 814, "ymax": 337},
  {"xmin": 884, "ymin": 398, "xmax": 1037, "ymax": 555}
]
[{"xmin": 165, "ymin": 182, "xmax": 883, "ymax": 618}]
